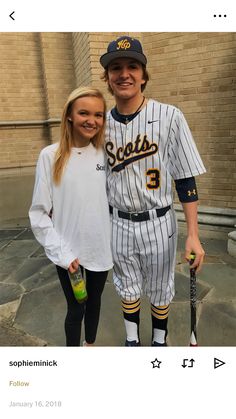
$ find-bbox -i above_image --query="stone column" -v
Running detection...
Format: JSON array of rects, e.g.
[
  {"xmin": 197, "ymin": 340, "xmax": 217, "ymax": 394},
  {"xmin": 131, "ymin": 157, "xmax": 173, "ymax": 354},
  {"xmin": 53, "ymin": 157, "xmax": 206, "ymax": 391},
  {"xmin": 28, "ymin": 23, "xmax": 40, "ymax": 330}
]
[{"xmin": 39, "ymin": 33, "xmax": 76, "ymax": 143}]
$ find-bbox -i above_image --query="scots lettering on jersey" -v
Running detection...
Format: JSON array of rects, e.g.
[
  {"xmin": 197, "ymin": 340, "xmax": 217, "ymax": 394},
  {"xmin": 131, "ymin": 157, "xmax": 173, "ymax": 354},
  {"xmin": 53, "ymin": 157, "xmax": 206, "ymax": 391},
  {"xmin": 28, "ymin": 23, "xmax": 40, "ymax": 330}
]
[{"xmin": 106, "ymin": 134, "xmax": 158, "ymax": 173}]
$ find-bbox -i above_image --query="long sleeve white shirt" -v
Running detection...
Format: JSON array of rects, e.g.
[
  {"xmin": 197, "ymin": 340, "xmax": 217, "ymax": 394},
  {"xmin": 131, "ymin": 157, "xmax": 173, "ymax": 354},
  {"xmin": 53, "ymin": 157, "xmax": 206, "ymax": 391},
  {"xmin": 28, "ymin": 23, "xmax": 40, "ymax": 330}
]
[{"xmin": 29, "ymin": 142, "xmax": 113, "ymax": 271}]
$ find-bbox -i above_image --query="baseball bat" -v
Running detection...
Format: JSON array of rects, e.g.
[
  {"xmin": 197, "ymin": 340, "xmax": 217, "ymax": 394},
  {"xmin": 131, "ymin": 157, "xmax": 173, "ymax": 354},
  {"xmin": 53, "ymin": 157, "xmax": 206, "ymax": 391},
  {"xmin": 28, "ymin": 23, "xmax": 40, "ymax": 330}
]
[{"xmin": 189, "ymin": 253, "xmax": 198, "ymax": 346}]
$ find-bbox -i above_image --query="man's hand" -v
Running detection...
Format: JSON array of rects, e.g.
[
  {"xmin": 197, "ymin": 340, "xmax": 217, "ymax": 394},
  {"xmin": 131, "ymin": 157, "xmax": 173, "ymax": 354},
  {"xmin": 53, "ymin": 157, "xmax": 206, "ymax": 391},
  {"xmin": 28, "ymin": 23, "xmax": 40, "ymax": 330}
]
[
  {"xmin": 185, "ymin": 236, "xmax": 205, "ymax": 273},
  {"xmin": 181, "ymin": 201, "xmax": 205, "ymax": 273}
]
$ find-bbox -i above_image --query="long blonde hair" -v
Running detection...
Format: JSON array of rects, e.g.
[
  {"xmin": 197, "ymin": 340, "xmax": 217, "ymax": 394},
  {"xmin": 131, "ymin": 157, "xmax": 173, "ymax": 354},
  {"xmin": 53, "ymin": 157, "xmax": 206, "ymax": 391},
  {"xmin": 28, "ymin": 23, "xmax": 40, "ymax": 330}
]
[{"xmin": 53, "ymin": 86, "xmax": 106, "ymax": 185}]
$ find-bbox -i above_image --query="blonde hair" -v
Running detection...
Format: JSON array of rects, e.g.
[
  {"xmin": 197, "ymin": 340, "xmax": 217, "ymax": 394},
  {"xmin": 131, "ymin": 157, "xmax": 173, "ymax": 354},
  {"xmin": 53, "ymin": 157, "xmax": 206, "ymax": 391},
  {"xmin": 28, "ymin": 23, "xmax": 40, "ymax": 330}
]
[{"xmin": 53, "ymin": 86, "xmax": 106, "ymax": 185}]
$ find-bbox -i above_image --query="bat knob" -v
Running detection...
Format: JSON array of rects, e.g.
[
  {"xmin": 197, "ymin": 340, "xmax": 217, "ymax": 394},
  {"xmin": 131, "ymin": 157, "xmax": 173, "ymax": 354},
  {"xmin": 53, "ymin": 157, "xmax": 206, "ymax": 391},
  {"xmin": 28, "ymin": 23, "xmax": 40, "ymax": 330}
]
[{"xmin": 189, "ymin": 252, "xmax": 196, "ymax": 266}]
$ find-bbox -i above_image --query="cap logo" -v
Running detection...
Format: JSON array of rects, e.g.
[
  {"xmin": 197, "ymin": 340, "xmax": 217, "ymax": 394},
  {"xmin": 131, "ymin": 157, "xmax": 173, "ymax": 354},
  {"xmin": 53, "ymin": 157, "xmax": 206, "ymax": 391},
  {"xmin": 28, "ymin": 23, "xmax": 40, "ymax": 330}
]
[{"xmin": 116, "ymin": 39, "xmax": 131, "ymax": 50}]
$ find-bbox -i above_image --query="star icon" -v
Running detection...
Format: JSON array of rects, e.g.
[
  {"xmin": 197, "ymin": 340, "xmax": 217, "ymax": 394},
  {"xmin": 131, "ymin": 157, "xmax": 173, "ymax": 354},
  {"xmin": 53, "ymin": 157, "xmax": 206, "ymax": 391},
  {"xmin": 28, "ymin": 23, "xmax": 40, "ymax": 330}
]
[{"xmin": 151, "ymin": 358, "xmax": 162, "ymax": 368}]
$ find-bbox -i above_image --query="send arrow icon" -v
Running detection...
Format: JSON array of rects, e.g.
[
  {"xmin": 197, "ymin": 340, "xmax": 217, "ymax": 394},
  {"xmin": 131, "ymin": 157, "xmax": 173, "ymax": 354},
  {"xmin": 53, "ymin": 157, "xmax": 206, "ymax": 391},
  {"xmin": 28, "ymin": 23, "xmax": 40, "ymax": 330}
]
[{"xmin": 214, "ymin": 358, "xmax": 226, "ymax": 369}]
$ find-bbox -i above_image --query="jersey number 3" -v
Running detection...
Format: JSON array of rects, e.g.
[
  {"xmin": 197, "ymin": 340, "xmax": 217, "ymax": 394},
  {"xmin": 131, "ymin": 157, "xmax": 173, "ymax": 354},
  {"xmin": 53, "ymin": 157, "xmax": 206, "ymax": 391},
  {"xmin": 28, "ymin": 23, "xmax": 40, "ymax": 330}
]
[{"xmin": 146, "ymin": 168, "xmax": 160, "ymax": 189}]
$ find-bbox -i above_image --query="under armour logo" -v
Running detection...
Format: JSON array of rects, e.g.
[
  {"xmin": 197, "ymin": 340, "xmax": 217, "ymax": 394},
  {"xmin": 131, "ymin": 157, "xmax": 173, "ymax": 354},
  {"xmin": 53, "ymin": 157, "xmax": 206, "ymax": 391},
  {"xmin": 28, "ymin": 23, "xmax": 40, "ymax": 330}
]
[
  {"xmin": 117, "ymin": 39, "xmax": 131, "ymax": 50},
  {"xmin": 188, "ymin": 189, "xmax": 196, "ymax": 196}
]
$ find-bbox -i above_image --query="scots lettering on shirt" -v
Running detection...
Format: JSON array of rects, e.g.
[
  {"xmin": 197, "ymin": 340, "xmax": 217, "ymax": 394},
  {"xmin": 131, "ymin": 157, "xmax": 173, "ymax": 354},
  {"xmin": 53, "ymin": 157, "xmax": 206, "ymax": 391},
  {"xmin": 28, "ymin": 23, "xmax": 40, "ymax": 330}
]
[{"xmin": 96, "ymin": 164, "xmax": 105, "ymax": 171}]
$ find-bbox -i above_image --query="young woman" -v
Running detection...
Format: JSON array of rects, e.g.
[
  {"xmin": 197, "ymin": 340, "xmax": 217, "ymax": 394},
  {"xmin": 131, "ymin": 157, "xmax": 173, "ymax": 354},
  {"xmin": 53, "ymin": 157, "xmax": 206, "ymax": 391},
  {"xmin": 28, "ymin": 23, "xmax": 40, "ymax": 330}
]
[{"xmin": 29, "ymin": 87, "xmax": 113, "ymax": 346}]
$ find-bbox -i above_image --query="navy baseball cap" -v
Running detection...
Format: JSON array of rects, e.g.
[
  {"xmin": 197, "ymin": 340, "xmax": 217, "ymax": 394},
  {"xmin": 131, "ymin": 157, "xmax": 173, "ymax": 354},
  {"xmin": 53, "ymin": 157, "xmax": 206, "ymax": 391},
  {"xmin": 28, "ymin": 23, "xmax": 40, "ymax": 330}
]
[{"xmin": 100, "ymin": 36, "xmax": 147, "ymax": 68}]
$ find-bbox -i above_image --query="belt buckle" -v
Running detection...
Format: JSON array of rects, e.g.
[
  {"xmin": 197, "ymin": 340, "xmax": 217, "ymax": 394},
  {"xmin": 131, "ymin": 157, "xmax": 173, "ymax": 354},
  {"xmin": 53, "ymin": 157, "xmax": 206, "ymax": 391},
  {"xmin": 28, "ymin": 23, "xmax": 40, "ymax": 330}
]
[{"xmin": 131, "ymin": 212, "xmax": 139, "ymax": 221}]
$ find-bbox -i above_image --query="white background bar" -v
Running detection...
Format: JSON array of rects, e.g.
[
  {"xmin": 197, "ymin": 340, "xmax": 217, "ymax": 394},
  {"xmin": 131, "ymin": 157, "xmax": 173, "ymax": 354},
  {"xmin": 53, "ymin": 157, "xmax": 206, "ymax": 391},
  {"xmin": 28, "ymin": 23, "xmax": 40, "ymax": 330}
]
[
  {"xmin": 1, "ymin": 347, "xmax": 235, "ymax": 418},
  {"xmin": 0, "ymin": 0, "xmax": 235, "ymax": 31}
]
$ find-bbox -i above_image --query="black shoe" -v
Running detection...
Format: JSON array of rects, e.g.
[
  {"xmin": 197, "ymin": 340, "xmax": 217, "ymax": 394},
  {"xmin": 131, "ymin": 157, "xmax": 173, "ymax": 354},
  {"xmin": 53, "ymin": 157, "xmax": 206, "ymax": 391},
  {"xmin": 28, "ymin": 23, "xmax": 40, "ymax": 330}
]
[
  {"xmin": 152, "ymin": 341, "xmax": 167, "ymax": 347},
  {"xmin": 125, "ymin": 340, "xmax": 140, "ymax": 347}
]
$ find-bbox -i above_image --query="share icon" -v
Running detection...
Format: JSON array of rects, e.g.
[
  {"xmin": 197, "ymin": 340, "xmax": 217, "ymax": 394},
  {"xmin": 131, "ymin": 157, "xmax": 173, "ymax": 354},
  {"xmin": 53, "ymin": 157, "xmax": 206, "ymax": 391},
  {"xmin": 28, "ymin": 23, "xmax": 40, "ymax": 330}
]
[{"xmin": 214, "ymin": 358, "xmax": 226, "ymax": 369}]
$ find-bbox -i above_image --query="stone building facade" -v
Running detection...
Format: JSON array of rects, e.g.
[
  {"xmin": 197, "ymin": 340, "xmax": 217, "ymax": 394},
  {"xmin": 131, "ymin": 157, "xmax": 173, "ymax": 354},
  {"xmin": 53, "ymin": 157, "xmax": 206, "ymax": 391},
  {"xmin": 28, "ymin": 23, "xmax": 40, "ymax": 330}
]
[{"xmin": 0, "ymin": 32, "xmax": 236, "ymax": 237}]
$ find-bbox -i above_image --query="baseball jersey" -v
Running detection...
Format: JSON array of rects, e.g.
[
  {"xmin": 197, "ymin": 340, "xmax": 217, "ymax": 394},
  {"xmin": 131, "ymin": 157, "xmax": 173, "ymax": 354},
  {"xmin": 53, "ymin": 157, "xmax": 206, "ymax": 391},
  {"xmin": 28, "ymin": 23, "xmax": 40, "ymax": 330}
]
[
  {"xmin": 105, "ymin": 99, "xmax": 206, "ymax": 212},
  {"xmin": 29, "ymin": 142, "xmax": 113, "ymax": 271}
]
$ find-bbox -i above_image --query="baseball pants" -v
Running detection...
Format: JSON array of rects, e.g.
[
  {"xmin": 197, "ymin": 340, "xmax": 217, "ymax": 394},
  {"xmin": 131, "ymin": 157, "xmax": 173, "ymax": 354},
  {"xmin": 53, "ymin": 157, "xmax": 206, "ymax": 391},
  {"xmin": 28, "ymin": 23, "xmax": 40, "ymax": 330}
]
[{"xmin": 110, "ymin": 207, "xmax": 177, "ymax": 306}]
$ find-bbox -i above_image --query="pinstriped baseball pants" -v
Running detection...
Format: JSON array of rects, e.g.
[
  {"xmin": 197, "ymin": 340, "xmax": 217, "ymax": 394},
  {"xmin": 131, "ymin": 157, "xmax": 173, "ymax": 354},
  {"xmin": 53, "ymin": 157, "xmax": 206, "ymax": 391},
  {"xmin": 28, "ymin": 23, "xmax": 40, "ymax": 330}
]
[{"xmin": 111, "ymin": 207, "xmax": 178, "ymax": 306}]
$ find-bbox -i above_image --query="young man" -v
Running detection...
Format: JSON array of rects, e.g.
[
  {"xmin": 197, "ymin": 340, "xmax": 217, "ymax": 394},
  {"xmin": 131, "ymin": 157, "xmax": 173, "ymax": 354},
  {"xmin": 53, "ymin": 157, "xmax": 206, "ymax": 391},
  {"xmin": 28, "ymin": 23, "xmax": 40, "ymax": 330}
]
[{"xmin": 100, "ymin": 36, "xmax": 206, "ymax": 346}]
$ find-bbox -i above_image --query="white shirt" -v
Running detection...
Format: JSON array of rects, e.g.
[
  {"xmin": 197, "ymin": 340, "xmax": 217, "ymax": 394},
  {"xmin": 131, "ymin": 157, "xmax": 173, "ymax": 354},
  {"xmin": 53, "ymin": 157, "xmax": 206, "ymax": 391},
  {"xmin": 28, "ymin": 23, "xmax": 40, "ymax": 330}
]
[{"xmin": 29, "ymin": 142, "xmax": 113, "ymax": 271}]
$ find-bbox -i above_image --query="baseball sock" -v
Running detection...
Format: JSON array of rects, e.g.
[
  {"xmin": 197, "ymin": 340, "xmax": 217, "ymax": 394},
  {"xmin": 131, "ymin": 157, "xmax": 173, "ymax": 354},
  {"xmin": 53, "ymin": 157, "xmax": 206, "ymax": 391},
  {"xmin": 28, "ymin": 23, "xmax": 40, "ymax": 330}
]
[
  {"xmin": 122, "ymin": 299, "xmax": 140, "ymax": 343},
  {"xmin": 151, "ymin": 304, "xmax": 169, "ymax": 344}
]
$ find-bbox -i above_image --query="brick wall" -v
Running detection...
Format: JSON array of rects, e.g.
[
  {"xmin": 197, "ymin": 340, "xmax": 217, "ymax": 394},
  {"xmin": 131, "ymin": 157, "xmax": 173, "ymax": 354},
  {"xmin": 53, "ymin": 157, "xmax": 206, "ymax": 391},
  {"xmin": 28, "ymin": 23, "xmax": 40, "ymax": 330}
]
[
  {"xmin": 0, "ymin": 32, "xmax": 75, "ymax": 171},
  {"xmin": 0, "ymin": 33, "xmax": 46, "ymax": 121},
  {"xmin": 0, "ymin": 32, "xmax": 235, "ymax": 223},
  {"xmin": 0, "ymin": 33, "xmax": 47, "ymax": 169},
  {"xmin": 0, "ymin": 32, "xmax": 76, "ymax": 222}
]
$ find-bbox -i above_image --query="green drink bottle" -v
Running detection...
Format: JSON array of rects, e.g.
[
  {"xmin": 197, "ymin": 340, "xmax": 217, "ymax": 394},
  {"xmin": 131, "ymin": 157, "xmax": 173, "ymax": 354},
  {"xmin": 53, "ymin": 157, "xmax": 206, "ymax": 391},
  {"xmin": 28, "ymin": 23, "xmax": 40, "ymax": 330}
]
[{"xmin": 69, "ymin": 266, "xmax": 88, "ymax": 303}]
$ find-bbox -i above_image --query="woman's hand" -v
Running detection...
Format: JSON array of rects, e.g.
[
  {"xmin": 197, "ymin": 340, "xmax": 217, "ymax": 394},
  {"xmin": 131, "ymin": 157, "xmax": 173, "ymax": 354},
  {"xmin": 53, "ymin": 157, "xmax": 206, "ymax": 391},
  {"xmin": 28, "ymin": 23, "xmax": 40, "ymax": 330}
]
[{"xmin": 68, "ymin": 258, "xmax": 80, "ymax": 274}]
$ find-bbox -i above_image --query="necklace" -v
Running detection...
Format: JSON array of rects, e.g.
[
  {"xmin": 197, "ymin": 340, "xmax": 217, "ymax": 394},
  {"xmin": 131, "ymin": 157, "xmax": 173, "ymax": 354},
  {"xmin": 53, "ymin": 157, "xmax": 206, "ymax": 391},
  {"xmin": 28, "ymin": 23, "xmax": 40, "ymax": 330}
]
[{"xmin": 114, "ymin": 96, "xmax": 146, "ymax": 124}]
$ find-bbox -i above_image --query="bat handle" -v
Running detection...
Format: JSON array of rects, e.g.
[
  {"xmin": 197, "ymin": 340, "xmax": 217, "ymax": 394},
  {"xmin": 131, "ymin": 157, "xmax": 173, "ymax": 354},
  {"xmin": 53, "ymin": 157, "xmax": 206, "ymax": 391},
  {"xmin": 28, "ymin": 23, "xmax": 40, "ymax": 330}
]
[
  {"xmin": 189, "ymin": 252, "xmax": 196, "ymax": 273},
  {"xmin": 189, "ymin": 252, "xmax": 198, "ymax": 346},
  {"xmin": 189, "ymin": 252, "xmax": 196, "ymax": 265}
]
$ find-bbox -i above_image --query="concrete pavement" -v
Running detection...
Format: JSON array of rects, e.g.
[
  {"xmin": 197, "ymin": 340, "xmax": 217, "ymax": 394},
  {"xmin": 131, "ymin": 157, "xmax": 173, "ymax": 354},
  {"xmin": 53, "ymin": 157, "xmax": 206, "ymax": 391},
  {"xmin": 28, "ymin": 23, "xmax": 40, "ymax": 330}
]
[{"xmin": 0, "ymin": 222, "xmax": 235, "ymax": 347}]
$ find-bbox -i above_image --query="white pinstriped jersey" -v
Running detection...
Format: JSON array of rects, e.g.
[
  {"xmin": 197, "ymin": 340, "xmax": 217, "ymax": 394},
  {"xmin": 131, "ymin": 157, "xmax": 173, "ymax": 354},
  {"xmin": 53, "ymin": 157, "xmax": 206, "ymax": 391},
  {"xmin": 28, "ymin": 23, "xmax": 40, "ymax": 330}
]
[{"xmin": 105, "ymin": 99, "xmax": 206, "ymax": 212}]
